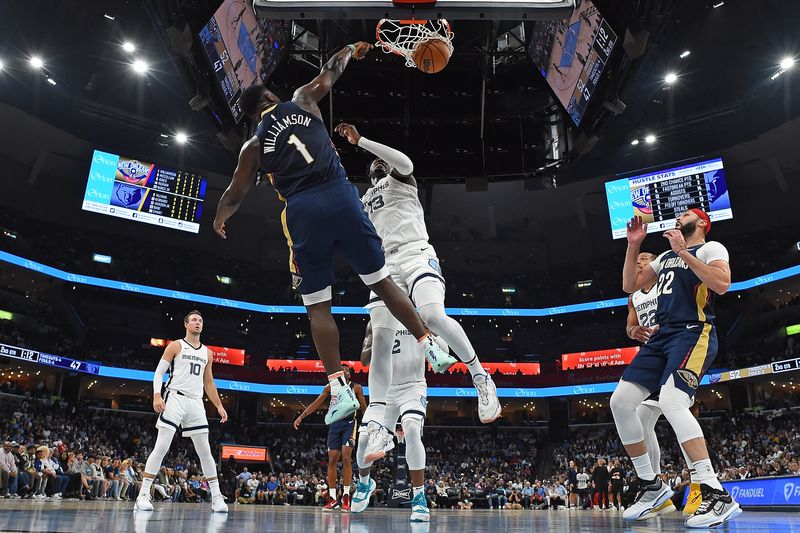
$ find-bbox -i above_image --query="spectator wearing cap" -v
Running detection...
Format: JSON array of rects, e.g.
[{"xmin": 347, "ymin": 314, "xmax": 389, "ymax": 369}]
[{"xmin": 1, "ymin": 440, "xmax": 20, "ymax": 497}]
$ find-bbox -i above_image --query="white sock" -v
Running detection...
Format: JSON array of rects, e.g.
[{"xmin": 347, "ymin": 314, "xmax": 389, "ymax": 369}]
[
  {"xmin": 359, "ymin": 474, "xmax": 370, "ymax": 485},
  {"xmin": 139, "ymin": 477, "xmax": 154, "ymax": 497},
  {"xmin": 693, "ymin": 458, "xmax": 723, "ymax": 490},
  {"xmin": 329, "ymin": 487, "xmax": 336, "ymax": 499},
  {"xmin": 344, "ymin": 485, "xmax": 351, "ymax": 496},
  {"xmin": 208, "ymin": 478, "xmax": 221, "ymax": 498},
  {"xmin": 631, "ymin": 453, "xmax": 657, "ymax": 483},
  {"xmin": 413, "ymin": 486, "xmax": 424, "ymax": 498},
  {"xmin": 689, "ymin": 468, "xmax": 697, "ymax": 484},
  {"xmin": 328, "ymin": 372, "xmax": 346, "ymax": 394}
]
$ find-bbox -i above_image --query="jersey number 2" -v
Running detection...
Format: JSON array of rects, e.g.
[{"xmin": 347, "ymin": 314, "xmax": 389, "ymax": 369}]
[
  {"xmin": 190, "ymin": 363, "xmax": 202, "ymax": 376},
  {"xmin": 391, "ymin": 339, "xmax": 401, "ymax": 355},
  {"xmin": 288, "ymin": 134, "xmax": 314, "ymax": 164}
]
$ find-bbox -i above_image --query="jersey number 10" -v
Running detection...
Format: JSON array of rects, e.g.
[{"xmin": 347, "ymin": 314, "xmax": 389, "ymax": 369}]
[
  {"xmin": 288, "ymin": 134, "xmax": 315, "ymax": 164},
  {"xmin": 190, "ymin": 363, "xmax": 202, "ymax": 376}
]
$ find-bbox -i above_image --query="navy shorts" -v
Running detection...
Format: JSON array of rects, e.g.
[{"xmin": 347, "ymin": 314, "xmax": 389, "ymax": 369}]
[
  {"xmin": 622, "ymin": 323, "xmax": 717, "ymax": 397},
  {"xmin": 328, "ymin": 418, "xmax": 356, "ymax": 451},
  {"xmin": 283, "ymin": 179, "xmax": 385, "ymax": 295}
]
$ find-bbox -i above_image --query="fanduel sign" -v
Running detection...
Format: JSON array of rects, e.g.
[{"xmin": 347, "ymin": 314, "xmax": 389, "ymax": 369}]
[{"xmin": 718, "ymin": 477, "xmax": 800, "ymax": 506}]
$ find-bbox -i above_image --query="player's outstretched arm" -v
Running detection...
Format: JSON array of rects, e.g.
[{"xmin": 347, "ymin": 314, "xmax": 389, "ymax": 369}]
[
  {"xmin": 293, "ymin": 385, "xmax": 331, "ymax": 429},
  {"xmin": 203, "ymin": 358, "xmax": 227, "ymax": 423},
  {"xmin": 335, "ymin": 122, "xmax": 416, "ymax": 186},
  {"xmin": 214, "ymin": 136, "xmax": 260, "ymax": 239},
  {"xmin": 293, "ymin": 42, "xmax": 372, "ymax": 120},
  {"xmin": 622, "ymin": 216, "xmax": 656, "ymax": 293},
  {"xmin": 152, "ymin": 341, "xmax": 180, "ymax": 414}
]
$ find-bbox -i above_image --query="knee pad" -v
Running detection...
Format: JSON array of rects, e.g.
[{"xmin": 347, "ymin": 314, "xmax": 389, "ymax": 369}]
[
  {"xmin": 658, "ymin": 376, "xmax": 704, "ymax": 443},
  {"xmin": 401, "ymin": 416, "xmax": 425, "ymax": 471},
  {"xmin": 610, "ymin": 380, "xmax": 650, "ymax": 445}
]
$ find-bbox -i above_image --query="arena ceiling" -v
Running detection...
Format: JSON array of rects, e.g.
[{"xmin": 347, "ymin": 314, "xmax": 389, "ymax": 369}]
[{"xmin": 0, "ymin": 0, "xmax": 798, "ymax": 186}]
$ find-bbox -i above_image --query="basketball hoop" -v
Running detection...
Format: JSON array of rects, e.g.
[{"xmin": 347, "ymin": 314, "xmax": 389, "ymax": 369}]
[{"xmin": 375, "ymin": 18, "xmax": 454, "ymax": 69}]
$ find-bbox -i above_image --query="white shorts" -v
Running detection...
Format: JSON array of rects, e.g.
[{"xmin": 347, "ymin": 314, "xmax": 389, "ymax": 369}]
[
  {"xmin": 384, "ymin": 381, "xmax": 428, "ymax": 430},
  {"xmin": 156, "ymin": 391, "xmax": 209, "ymax": 437},
  {"xmin": 366, "ymin": 244, "xmax": 445, "ymax": 310}
]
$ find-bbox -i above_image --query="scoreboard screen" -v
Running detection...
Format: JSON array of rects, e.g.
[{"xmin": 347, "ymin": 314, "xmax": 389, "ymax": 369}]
[
  {"xmin": 199, "ymin": 0, "xmax": 286, "ymax": 122},
  {"xmin": 605, "ymin": 157, "xmax": 733, "ymax": 240},
  {"xmin": 82, "ymin": 150, "xmax": 207, "ymax": 234},
  {"xmin": 529, "ymin": 0, "xmax": 617, "ymax": 126}
]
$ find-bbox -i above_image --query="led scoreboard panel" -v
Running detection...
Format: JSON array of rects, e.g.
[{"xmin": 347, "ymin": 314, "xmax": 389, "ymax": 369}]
[
  {"xmin": 605, "ymin": 157, "xmax": 733, "ymax": 240},
  {"xmin": 82, "ymin": 150, "xmax": 207, "ymax": 234}
]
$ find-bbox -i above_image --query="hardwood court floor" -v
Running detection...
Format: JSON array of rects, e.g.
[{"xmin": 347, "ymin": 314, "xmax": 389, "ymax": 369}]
[{"xmin": 0, "ymin": 500, "xmax": 796, "ymax": 532}]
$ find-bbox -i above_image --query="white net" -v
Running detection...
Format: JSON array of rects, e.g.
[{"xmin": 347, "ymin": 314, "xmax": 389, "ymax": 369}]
[{"xmin": 375, "ymin": 19, "xmax": 454, "ymax": 68}]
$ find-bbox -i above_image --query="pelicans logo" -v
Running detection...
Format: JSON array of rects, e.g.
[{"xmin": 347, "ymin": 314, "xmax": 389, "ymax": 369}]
[
  {"xmin": 631, "ymin": 186, "xmax": 653, "ymax": 215},
  {"xmin": 117, "ymin": 159, "xmax": 152, "ymax": 185}
]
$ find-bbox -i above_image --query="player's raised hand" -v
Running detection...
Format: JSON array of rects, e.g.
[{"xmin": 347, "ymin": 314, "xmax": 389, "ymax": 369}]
[
  {"xmin": 153, "ymin": 395, "xmax": 166, "ymax": 414},
  {"xmin": 351, "ymin": 42, "xmax": 373, "ymax": 60},
  {"xmin": 663, "ymin": 229, "xmax": 687, "ymax": 254},
  {"xmin": 213, "ymin": 218, "xmax": 227, "ymax": 239},
  {"xmin": 217, "ymin": 405, "xmax": 228, "ymax": 424},
  {"xmin": 335, "ymin": 123, "xmax": 361, "ymax": 145},
  {"xmin": 626, "ymin": 216, "xmax": 647, "ymax": 244}
]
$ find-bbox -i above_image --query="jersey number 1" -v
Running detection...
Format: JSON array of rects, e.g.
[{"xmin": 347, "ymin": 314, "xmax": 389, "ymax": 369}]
[{"xmin": 288, "ymin": 134, "xmax": 314, "ymax": 164}]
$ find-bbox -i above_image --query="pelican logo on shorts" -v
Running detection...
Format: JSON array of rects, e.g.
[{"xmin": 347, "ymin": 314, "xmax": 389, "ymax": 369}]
[
  {"xmin": 631, "ymin": 186, "xmax": 653, "ymax": 215},
  {"xmin": 428, "ymin": 258, "xmax": 442, "ymax": 275},
  {"xmin": 291, "ymin": 274, "xmax": 303, "ymax": 290},
  {"xmin": 117, "ymin": 159, "xmax": 150, "ymax": 183},
  {"xmin": 392, "ymin": 488, "xmax": 412, "ymax": 500},
  {"xmin": 420, "ymin": 396, "xmax": 427, "ymax": 409},
  {"xmin": 676, "ymin": 369, "xmax": 699, "ymax": 389}
]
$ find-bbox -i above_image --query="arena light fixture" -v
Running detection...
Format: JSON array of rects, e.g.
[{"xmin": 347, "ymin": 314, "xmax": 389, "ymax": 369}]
[
  {"xmin": 131, "ymin": 59, "xmax": 149, "ymax": 74},
  {"xmin": 0, "ymin": 59, "xmax": 4, "ymax": 71},
  {"xmin": 46, "ymin": 77, "xmax": 56, "ymax": 86},
  {"xmin": 122, "ymin": 41, "xmax": 136, "ymax": 53},
  {"xmin": 29, "ymin": 56, "xmax": 43, "ymax": 69},
  {"xmin": 104, "ymin": 13, "xmax": 115, "ymax": 20},
  {"xmin": 712, "ymin": 1, "xmax": 724, "ymax": 7},
  {"xmin": 175, "ymin": 131, "xmax": 189, "ymax": 144},
  {"xmin": 645, "ymin": 134, "xmax": 656, "ymax": 144},
  {"xmin": 680, "ymin": 50, "xmax": 691, "ymax": 59},
  {"xmin": 780, "ymin": 56, "xmax": 795, "ymax": 70},
  {"xmin": 630, "ymin": 139, "xmax": 640, "ymax": 146},
  {"xmin": 216, "ymin": 275, "xmax": 232, "ymax": 285},
  {"xmin": 664, "ymin": 72, "xmax": 678, "ymax": 84},
  {"xmin": 787, "ymin": 324, "xmax": 800, "ymax": 336}
]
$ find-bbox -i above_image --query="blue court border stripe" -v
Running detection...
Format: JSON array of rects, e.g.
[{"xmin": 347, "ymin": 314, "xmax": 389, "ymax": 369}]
[{"xmin": 1, "ymin": 250, "xmax": 797, "ymax": 317}]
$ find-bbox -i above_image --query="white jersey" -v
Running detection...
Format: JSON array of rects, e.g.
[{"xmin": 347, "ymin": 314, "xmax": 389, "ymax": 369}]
[
  {"xmin": 166, "ymin": 339, "xmax": 209, "ymax": 399},
  {"xmin": 391, "ymin": 328, "xmax": 425, "ymax": 386},
  {"xmin": 361, "ymin": 176, "xmax": 429, "ymax": 252},
  {"xmin": 631, "ymin": 286, "xmax": 659, "ymax": 328}
]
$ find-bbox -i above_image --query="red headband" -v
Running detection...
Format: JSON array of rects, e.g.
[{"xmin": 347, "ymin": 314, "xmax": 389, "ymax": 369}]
[{"xmin": 689, "ymin": 208, "xmax": 711, "ymax": 234}]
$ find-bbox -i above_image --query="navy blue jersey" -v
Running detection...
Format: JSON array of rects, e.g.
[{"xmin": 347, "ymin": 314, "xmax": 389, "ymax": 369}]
[
  {"xmin": 651, "ymin": 241, "xmax": 729, "ymax": 326},
  {"xmin": 255, "ymin": 101, "xmax": 347, "ymax": 198}
]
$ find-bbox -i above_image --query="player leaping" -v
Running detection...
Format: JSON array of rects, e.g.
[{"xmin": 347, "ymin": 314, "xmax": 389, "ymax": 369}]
[
  {"xmin": 610, "ymin": 210, "xmax": 740, "ymax": 528},
  {"xmin": 334, "ymin": 123, "xmax": 500, "ymax": 455},
  {"xmin": 214, "ymin": 42, "xmax": 452, "ymax": 426},
  {"xmin": 134, "ymin": 310, "xmax": 228, "ymax": 513}
]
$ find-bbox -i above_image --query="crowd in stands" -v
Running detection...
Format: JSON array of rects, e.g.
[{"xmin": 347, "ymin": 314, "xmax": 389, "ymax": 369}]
[{"xmin": 2, "ymin": 387, "xmax": 799, "ymax": 511}]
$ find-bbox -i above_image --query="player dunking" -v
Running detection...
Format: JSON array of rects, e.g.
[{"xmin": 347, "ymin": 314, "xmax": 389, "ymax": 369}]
[
  {"xmin": 611, "ymin": 210, "xmax": 740, "ymax": 527},
  {"xmin": 134, "ymin": 311, "xmax": 228, "ymax": 513},
  {"xmin": 293, "ymin": 364, "xmax": 366, "ymax": 512},
  {"xmin": 351, "ymin": 322, "xmax": 439, "ymax": 522},
  {"xmin": 214, "ymin": 42, "xmax": 451, "ymax": 426},
  {"xmin": 626, "ymin": 251, "xmax": 702, "ymax": 517},
  {"xmin": 334, "ymin": 123, "xmax": 501, "ymax": 458}
]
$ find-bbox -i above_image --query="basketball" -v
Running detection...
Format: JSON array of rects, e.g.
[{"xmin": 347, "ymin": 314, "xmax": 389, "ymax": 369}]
[{"xmin": 412, "ymin": 38, "xmax": 451, "ymax": 74}]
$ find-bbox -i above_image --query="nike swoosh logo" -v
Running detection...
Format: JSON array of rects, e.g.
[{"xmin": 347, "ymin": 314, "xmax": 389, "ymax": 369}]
[{"xmin": 686, "ymin": 325, "xmax": 700, "ymax": 329}]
